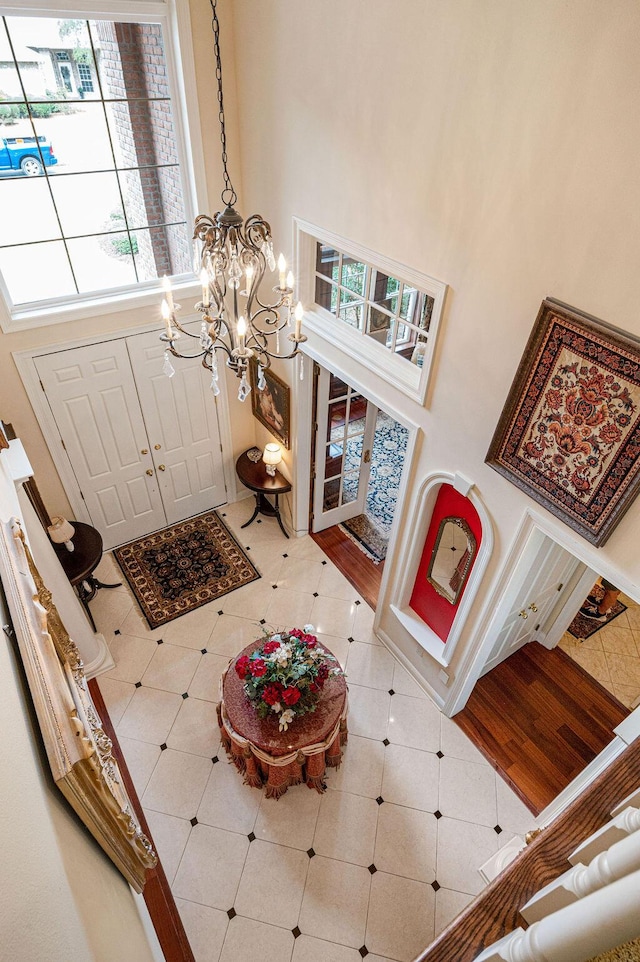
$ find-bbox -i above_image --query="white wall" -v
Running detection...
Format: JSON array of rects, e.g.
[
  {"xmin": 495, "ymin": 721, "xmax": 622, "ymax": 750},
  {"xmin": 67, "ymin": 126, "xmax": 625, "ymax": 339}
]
[
  {"xmin": 228, "ymin": 0, "xmax": 640, "ymax": 704},
  {"xmin": 3, "ymin": 0, "xmax": 640, "ymax": 706}
]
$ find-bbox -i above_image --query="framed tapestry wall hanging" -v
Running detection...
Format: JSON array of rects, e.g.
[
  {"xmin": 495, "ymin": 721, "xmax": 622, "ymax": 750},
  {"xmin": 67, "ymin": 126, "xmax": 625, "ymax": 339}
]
[{"xmin": 486, "ymin": 298, "xmax": 640, "ymax": 546}]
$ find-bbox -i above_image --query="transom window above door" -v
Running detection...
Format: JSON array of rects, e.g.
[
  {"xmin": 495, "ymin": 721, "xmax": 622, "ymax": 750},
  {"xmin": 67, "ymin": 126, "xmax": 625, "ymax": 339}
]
[
  {"xmin": 295, "ymin": 219, "xmax": 447, "ymax": 406},
  {"xmin": 315, "ymin": 244, "xmax": 434, "ymax": 364}
]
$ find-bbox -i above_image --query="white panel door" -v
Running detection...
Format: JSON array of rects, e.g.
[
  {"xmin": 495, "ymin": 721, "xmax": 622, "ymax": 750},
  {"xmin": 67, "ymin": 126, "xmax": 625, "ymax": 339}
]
[
  {"xmin": 35, "ymin": 341, "xmax": 166, "ymax": 549},
  {"xmin": 481, "ymin": 531, "xmax": 581, "ymax": 676},
  {"xmin": 126, "ymin": 327, "xmax": 227, "ymax": 525}
]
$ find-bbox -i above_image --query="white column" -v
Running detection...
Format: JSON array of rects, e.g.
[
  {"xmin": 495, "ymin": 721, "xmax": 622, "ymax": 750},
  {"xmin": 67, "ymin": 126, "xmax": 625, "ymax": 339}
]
[
  {"xmin": 522, "ymin": 827, "xmax": 640, "ymax": 923},
  {"xmin": 569, "ymin": 806, "xmax": 640, "ymax": 866},
  {"xmin": 475, "ymin": 869, "xmax": 640, "ymax": 962}
]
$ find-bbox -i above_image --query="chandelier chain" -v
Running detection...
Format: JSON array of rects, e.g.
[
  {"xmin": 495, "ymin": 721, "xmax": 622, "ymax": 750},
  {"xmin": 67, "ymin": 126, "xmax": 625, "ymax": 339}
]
[{"xmin": 209, "ymin": 0, "xmax": 237, "ymax": 207}]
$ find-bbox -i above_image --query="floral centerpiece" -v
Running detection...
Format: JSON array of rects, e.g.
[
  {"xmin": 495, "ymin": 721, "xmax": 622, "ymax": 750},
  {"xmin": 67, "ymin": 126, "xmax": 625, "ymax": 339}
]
[{"xmin": 234, "ymin": 625, "xmax": 344, "ymax": 731}]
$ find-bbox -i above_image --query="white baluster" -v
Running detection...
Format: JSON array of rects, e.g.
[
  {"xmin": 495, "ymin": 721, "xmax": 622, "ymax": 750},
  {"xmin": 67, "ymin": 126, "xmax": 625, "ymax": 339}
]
[
  {"xmin": 522, "ymin": 826, "xmax": 640, "ymax": 923},
  {"xmin": 570, "ymin": 806, "xmax": 640, "ymax": 866},
  {"xmin": 474, "ymin": 869, "xmax": 640, "ymax": 962}
]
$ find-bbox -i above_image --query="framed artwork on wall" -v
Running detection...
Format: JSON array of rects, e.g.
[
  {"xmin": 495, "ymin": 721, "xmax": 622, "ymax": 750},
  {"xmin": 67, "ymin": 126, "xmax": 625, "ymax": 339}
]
[
  {"xmin": 249, "ymin": 360, "xmax": 291, "ymax": 449},
  {"xmin": 486, "ymin": 298, "xmax": 640, "ymax": 546}
]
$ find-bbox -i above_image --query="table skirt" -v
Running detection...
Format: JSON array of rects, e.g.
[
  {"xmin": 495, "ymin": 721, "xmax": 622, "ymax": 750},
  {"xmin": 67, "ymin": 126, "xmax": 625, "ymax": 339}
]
[{"xmin": 217, "ymin": 699, "xmax": 348, "ymax": 799}]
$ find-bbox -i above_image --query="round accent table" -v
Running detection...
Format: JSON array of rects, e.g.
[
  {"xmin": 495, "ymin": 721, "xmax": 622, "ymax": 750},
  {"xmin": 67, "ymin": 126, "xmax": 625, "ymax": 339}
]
[
  {"xmin": 52, "ymin": 521, "xmax": 122, "ymax": 632},
  {"xmin": 235, "ymin": 449, "xmax": 292, "ymax": 538},
  {"xmin": 218, "ymin": 641, "xmax": 348, "ymax": 799}
]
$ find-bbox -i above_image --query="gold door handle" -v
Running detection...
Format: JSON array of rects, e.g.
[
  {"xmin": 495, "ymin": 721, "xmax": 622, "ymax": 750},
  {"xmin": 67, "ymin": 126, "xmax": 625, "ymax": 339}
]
[
  {"xmin": 141, "ymin": 448, "xmax": 148, "ymax": 455},
  {"xmin": 158, "ymin": 464, "xmax": 166, "ymax": 471},
  {"xmin": 146, "ymin": 469, "xmax": 153, "ymax": 476},
  {"xmin": 519, "ymin": 610, "xmax": 529, "ymax": 619},
  {"xmin": 528, "ymin": 603, "xmax": 538, "ymax": 612},
  {"xmin": 154, "ymin": 444, "xmax": 161, "ymax": 450}
]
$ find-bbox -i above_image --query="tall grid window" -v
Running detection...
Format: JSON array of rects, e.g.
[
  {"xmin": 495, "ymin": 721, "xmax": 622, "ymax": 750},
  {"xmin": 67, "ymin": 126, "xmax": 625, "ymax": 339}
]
[
  {"xmin": 0, "ymin": 15, "xmax": 191, "ymax": 308},
  {"xmin": 314, "ymin": 243, "xmax": 434, "ymax": 365}
]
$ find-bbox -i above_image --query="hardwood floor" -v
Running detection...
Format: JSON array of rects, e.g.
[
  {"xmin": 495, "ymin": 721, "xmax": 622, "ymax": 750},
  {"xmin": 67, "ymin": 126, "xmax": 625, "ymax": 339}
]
[
  {"xmin": 311, "ymin": 525, "xmax": 382, "ymax": 610},
  {"xmin": 309, "ymin": 528, "xmax": 629, "ymax": 814},
  {"xmin": 455, "ymin": 642, "xmax": 629, "ymax": 814}
]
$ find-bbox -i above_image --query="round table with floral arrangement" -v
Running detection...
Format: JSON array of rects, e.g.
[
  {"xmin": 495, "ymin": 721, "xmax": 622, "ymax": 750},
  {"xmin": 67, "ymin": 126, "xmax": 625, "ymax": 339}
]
[{"xmin": 217, "ymin": 626, "xmax": 348, "ymax": 799}]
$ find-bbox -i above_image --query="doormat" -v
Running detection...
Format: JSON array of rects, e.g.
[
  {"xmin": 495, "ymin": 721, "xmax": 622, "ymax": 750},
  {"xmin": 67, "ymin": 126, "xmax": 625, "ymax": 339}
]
[
  {"xmin": 340, "ymin": 514, "xmax": 388, "ymax": 564},
  {"xmin": 567, "ymin": 596, "xmax": 627, "ymax": 641},
  {"xmin": 114, "ymin": 511, "xmax": 260, "ymax": 629}
]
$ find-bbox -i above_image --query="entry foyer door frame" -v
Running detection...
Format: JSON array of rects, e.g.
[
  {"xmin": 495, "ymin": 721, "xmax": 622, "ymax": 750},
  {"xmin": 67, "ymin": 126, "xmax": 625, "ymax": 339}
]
[{"xmin": 14, "ymin": 319, "xmax": 238, "ymax": 545}]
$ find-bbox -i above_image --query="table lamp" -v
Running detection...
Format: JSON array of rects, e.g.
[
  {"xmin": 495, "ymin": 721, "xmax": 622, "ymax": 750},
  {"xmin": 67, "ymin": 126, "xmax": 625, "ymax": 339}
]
[
  {"xmin": 263, "ymin": 443, "xmax": 282, "ymax": 476},
  {"xmin": 48, "ymin": 516, "xmax": 75, "ymax": 552}
]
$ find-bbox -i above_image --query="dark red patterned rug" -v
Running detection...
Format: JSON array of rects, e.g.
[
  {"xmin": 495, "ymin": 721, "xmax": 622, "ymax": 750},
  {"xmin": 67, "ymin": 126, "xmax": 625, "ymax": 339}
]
[{"xmin": 114, "ymin": 511, "xmax": 260, "ymax": 628}]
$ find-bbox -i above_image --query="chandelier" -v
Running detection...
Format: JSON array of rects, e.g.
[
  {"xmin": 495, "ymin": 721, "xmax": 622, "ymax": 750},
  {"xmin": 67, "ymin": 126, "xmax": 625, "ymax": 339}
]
[{"xmin": 159, "ymin": 0, "xmax": 306, "ymax": 401}]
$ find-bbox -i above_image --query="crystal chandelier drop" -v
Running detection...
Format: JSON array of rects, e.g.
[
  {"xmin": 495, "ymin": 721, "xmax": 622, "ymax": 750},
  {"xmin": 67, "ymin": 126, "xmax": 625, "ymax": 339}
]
[{"xmin": 160, "ymin": 0, "xmax": 306, "ymax": 401}]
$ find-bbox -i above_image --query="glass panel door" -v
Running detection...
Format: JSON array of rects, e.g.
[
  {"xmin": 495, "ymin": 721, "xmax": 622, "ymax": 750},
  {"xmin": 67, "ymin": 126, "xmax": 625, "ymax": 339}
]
[{"xmin": 313, "ymin": 367, "xmax": 377, "ymax": 531}]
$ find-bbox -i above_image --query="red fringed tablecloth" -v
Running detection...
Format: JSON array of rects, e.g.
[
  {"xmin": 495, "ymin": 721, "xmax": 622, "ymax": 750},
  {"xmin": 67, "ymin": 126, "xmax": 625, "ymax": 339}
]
[{"xmin": 217, "ymin": 641, "xmax": 348, "ymax": 799}]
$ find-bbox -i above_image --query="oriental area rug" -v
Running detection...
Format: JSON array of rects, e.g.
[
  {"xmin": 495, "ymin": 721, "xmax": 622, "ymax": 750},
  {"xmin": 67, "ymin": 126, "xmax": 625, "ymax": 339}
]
[
  {"xmin": 114, "ymin": 510, "xmax": 260, "ymax": 628},
  {"xmin": 567, "ymin": 586, "xmax": 627, "ymax": 641},
  {"xmin": 338, "ymin": 411, "xmax": 409, "ymax": 563}
]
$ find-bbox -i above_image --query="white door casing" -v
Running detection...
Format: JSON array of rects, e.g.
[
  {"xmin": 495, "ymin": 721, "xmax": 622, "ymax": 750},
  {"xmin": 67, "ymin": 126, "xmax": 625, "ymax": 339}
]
[
  {"xmin": 35, "ymin": 341, "xmax": 166, "ymax": 548},
  {"xmin": 312, "ymin": 366, "xmax": 378, "ymax": 532},
  {"xmin": 125, "ymin": 327, "xmax": 226, "ymax": 526}
]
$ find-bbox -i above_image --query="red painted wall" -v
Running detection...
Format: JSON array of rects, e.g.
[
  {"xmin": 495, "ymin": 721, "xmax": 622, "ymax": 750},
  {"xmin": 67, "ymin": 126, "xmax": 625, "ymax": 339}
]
[{"xmin": 409, "ymin": 483, "xmax": 483, "ymax": 642}]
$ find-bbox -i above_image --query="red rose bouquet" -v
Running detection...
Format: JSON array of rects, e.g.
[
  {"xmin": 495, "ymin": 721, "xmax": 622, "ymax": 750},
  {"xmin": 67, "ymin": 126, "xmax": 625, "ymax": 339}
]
[{"xmin": 234, "ymin": 625, "xmax": 344, "ymax": 731}]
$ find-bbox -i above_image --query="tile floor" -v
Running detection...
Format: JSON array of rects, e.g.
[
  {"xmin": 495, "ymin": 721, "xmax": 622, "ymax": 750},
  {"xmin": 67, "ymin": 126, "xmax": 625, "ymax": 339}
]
[
  {"xmin": 94, "ymin": 500, "xmax": 534, "ymax": 962},
  {"xmin": 559, "ymin": 592, "xmax": 640, "ymax": 710}
]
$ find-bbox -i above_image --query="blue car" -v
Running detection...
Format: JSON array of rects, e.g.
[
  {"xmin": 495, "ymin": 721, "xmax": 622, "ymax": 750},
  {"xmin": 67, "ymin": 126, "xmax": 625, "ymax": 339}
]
[{"xmin": 0, "ymin": 135, "xmax": 58, "ymax": 175}]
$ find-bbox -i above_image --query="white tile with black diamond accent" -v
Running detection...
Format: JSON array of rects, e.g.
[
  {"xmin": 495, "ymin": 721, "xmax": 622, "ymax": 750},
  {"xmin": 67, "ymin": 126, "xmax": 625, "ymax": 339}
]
[
  {"xmin": 234, "ymin": 840, "xmax": 309, "ymax": 929},
  {"xmin": 293, "ymin": 935, "xmax": 363, "ymax": 961},
  {"xmin": 197, "ymin": 755, "xmax": 262, "ymax": 835},
  {"xmin": 172, "ymin": 823, "xmax": 249, "ymax": 910},
  {"xmin": 95, "ymin": 519, "xmax": 528, "ymax": 962},
  {"xmin": 219, "ymin": 914, "xmax": 295, "ymax": 962},
  {"xmin": 253, "ymin": 783, "xmax": 321, "ymax": 851},
  {"xmin": 142, "ymin": 747, "xmax": 212, "ymax": 820},
  {"xmin": 117, "ymin": 685, "xmax": 182, "ymax": 744},
  {"xmin": 313, "ymin": 790, "xmax": 378, "ymax": 867},
  {"xmin": 310, "ymin": 595, "xmax": 357, "ymax": 637},
  {"xmin": 97, "ymin": 676, "xmax": 135, "ymax": 726},
  {"xmin": 105, "ymin": 631, "xmax": 157, "ymax": 684},
  {"xmin": 387, "ymin": 692, "xmax": 441, "ymax": 753},
  {"xmin": 143, "ymin": 808, "xmax": 191, "ymax": 884},
  {"xmin": 141, "ymin": 642, "xmax": 202, "ymax": 694},
  {"xmin": 299, "ymin": 856, "xmax": 370, "ymax": 949},
  {"xmin": 438, "ymin": 755, "xmax": 498, "ymax": 827},
  {"xmin": 188, "ymin": 651, "xmax": 234, "ymax": 703},
  {"xmin": 166, "ymin": 696, "xmax": 220, "ymax": 758},
  {"xmin": 278, "ymin": 556, "xmax": 324, "ymax": 594},
  {"xmin": 316, "ymin": 631, "xmax": 350, "ymax": 668},
  {"xmin": 345, "ymin": 641, "xmax": 395, "ymax": 690},
  {"xmin": 366, "ymin": 871, "xmax": 435, "ymax": 961},
  {"xmin": 117, "ymin": 736, "xmax": 161, "ymax": 796}
]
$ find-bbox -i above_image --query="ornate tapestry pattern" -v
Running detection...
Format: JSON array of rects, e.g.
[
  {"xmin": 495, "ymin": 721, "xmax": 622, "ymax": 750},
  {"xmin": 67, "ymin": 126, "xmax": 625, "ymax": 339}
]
[{"xmin": 486, "ymin": 300, "xmax": 640, "ymax": 545}]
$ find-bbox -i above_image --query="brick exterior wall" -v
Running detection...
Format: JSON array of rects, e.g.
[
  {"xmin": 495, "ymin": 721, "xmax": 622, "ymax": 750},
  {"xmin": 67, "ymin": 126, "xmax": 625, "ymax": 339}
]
[{"xmin": 95, "ymin": 20, "xmax": 189, "ymax": 280}]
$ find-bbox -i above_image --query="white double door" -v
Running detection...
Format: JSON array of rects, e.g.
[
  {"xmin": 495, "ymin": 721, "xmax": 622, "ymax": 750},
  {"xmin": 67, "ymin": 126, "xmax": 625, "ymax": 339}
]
[{"xmin": 35, "ymin": 327, "xmax": 227, "ymax": 550}]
